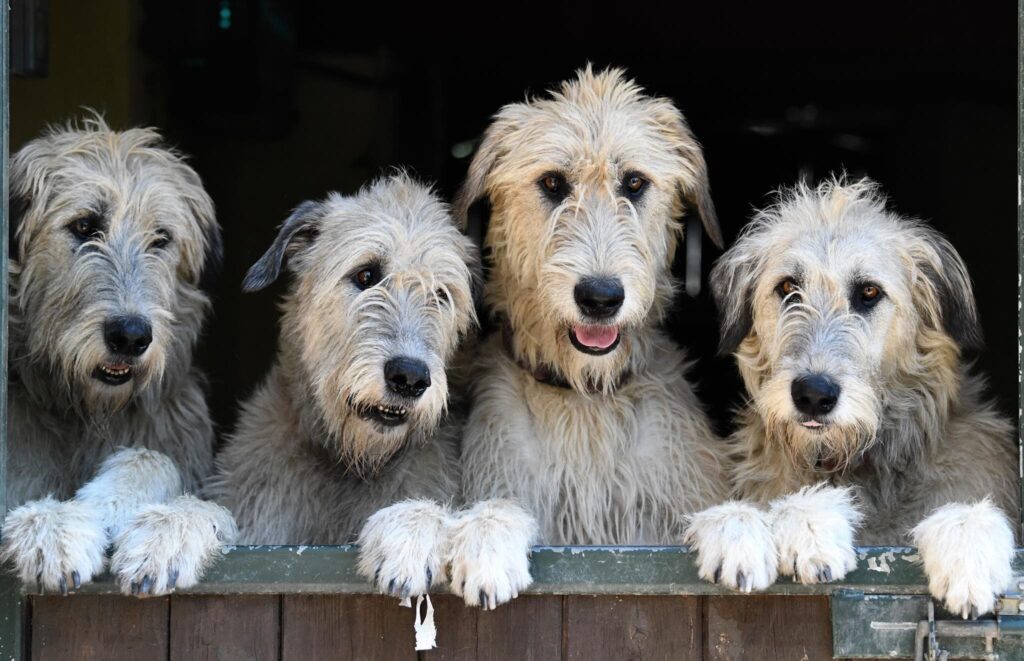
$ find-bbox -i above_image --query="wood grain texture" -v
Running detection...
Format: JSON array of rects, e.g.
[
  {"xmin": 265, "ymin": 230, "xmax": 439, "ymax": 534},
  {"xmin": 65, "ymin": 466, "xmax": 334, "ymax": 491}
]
[
  {"xmin": 31, "ymin": 595, "xmax": 168, "ymax": 661},
  {"xmin": 170, "ymin": 594, "xmax": 279, "ymax": 661},
  {"xmin": 563, "ymin": 595, "xmax": 702, "ymax": 661},
  {"xmin": 281, "ymin": 594, "xmax": 416, "ymax": 661},
  {"xmin": 705, "ymin": 595, "xmax": 832, "ymax": 661},
  {"xmin": 421, "ymin": 595, "xmax": 563, "ymax": 661}
]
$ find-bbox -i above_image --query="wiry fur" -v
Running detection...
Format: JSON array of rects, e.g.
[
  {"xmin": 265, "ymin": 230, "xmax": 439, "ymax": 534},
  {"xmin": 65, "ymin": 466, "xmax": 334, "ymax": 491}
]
[
  {"xmin": 457, "ymin": 66, "xmax": 729, "ymax": 545},
  {"xmin": 712, "ymin": 177, "xmax": 1019, "ymax": 615},
  {"xmin": 1, "ymin": 117, "xmax": 232, "ymax": 596}
]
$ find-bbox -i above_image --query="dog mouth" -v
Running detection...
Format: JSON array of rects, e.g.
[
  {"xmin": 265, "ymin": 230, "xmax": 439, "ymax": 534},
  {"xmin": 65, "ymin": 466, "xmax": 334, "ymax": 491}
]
[
  {"xmin": 92, "ymin": 360, "xmax": 134, "ymax": 386},
  {"xmin": 798, "ymin": 418, "xmax": 830, "ymax": 432},
  {"xmin": 569, "ymin": 325, "xmax": 620, "ymax": 356},
  {"xmin": 353, "ymin": 400, "xmax": 410, "ymax": 428}
]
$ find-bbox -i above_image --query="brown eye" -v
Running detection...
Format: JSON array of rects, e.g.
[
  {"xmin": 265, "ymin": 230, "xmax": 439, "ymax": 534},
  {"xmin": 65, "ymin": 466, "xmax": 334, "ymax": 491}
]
[
  {"xmin": 538, "ymin": 172, "xmax": 569, "ymax": 201},
  {"xmin": 68, "ymin": 214, "xmax": 102, "ymax": 241},
  {"xmin": 623, "ymin": 172, "xmax": 647, "ymax": 197},
  {"xmin": 776, "ymin": 278, "xmax": 799, "ymax": 299},
  {"xmin": 853, "ymin": 283, "xmax": 883, "ymax": 312},
  {"xmin": 150, "ymin": 230, "xmax": 172, "ymax": 251},
  {"xmin": 435, "ymin": 288, "xmax": 449, "ymax": 304},
  {"xmin": 352, "ymin": 264, "xmax": 382, "ymax": 290}
]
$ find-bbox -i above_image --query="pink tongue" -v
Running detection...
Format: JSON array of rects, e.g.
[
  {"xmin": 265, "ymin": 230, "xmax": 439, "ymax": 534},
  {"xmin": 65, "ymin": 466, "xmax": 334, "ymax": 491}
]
[{"xmin": 574, "ymin": 325, "xmax": 619, "ymax": 349}]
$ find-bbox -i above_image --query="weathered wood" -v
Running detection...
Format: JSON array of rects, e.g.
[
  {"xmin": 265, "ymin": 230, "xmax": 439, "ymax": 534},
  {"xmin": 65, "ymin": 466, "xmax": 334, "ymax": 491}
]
[
  {"xmin": 170, "ymin": 594, "xmax": 279, "ymax": 661},
  {"xmin": 705, "ymin": 595, "xmax": 832, "ymax": 661},
  {"xmin": 563, "ymin": 595, "xmax": 702, "ymax": 660},
  {"xmin": 30, "ymin": 595, "xmax": 168, "ymax": 661},
  {"xmin": 421, "ymin": 594, "xmax": 562, "ymax": 661},
  {"xmin": 281, "ymin": 594, "xmax": 415, "ymax": 661}
]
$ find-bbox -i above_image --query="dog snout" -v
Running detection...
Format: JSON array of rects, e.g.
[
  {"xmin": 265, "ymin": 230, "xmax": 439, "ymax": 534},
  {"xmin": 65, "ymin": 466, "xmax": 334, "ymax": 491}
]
[
  {"xmin": 384, "ymin": 356, "xmax": 431, "ymax": 398},
  {"xmin": 103, "ymin": 316, "xmax": 153, "ymax": 357},
  {"xmin": 791, "ymin": 374, "xmax": 841, "ymax": 418},
  {"xmin": 573, "ymin": 277, "xmax": 624, "ymax": 319}
]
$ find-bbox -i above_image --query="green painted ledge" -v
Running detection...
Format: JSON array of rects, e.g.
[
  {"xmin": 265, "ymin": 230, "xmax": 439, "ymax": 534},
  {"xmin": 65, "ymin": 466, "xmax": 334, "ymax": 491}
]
[{"xmin": 12, "ymin": 546, "xmax": 1024, "ymax": 597}]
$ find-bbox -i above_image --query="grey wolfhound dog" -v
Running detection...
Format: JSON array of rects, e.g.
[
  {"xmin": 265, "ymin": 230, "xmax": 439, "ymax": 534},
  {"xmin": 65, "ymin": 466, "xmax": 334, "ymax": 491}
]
[
  {"xmin": 208, "ymin": 173, "xmax": 534, "ymax": 609},
  {"xmin": 699, "ymin": 178, "xmax": 1018, "ymax": 616},
  {"xmin": 0, "ymin": 117, "xmax": 236, "ymax": 597},
  {"xmin": 455, "ymin": 67, "xmax": 730, "ymax": 559}
]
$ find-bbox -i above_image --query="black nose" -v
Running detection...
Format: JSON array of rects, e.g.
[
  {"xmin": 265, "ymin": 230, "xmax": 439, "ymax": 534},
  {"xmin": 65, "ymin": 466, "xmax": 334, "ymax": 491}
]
[
  {"xmin": 103, "ymin": 316, "xmax": 152, "ymax": 357},
  {"xmin": 791, "ymin": 374, "xmax": 841, "ymax": 417},
  {"xmin": 384, "ymin": 357, "xmax": 431, "ymax": 398},
  {"xmin": 573, "ymin": 277, "xmax": 625, "ymax": 319}
]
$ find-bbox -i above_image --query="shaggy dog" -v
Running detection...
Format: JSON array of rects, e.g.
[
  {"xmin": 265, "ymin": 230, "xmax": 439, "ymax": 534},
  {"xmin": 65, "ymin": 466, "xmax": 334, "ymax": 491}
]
[
  {"xmin": 208, "ymin": 173, "xmax": 534, "ymax": 609},
  {"xmin": 455, "ymin": 66, "xmax": 729, "ymax": 556},
  {"xmin": 1, "ymin": 117, "xmax": 234, "ymax": 596},
  {"xmin": 705, "ymin": 178, "xmax": 1018, "ymax": 616}
]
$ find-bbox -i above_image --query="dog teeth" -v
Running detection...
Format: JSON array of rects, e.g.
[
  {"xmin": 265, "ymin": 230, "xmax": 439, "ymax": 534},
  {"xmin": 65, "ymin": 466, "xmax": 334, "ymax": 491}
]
[
  {"xmin": 100, "ymin": 365, "xmax": 131, "ymax": 376},
  {"xmin": 374, "ymin": 405, "xmax": 408, "ymax": 416}
]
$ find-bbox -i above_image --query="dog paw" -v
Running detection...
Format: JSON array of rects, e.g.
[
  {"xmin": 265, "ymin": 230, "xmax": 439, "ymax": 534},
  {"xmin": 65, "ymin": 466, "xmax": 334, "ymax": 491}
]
[
  {"xmin": 447, "ymin": 499, "xmax": 536, "ymax": 610},
  {"xmin": 770, "ymin": 484, "xmax": 861, "ymax": 585},
  {"xmin": 684, "ymin": 501, "xmax": 778, "ymax": 592},
  {"xmin": 110, "ymin": 495, "xmax": 237, "ymax": 597},
  {"xmin": 912, "ymin": 499, "xmax": 1014, "ymax": 619},
  {"xmin": 357, "ymin": 500, "xmax": 452, "ymax": 599},
  {"xmin": 0, "ymin": 496, "xmax": 107, "ymax": 594}
]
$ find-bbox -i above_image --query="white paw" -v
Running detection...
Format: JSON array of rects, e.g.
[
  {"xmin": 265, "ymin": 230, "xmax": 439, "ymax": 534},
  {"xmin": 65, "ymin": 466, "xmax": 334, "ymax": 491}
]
[
  {"xmin": 110, "ymin": 495, "xmax": 237, "ymax": 597},
  {"xmin": 684, "ymin": 501, "xmax": 778, "ymax": 592},
  {"xmin": 447, "ymin": 499, "xmax": 536, "ymax": 610},
  {"xmin": 911, "ymin": 499, "xmax": 1014, "ymax": 619},
  {"xmin": 357, "ymin": 500, "xmax": 452, "ymax": 599},
  {"xmin": 770, "ymin": 484, "xmax": 861, "ymax": 584},
  {"xmin": 0, "ymin": 496, "xmax": 107, "ymax": 593}
]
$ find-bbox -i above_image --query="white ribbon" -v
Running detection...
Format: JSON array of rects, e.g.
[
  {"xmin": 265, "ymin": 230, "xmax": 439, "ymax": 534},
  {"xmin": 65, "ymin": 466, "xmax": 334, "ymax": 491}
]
[{"xmin": 399, "ymin": 594, "xmax": 437, "ymax": 651}]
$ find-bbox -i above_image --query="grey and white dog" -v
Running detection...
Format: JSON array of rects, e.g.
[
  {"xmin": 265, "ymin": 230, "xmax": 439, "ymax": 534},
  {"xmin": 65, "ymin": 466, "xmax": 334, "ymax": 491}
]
[
  {"xmin": 208, "ymin": 173, "xmax": 534, "ymax": 609},
  {"xmin": 455, "ymin": 66, "xmax": 730, "ymax": 560},
  {"xmin": 703, "ymin": 178, "xmax": 1018, "ymax": 616},
  {"xmin": 1, "ymin": 117, "xmax": 235, "ymax": 597}
]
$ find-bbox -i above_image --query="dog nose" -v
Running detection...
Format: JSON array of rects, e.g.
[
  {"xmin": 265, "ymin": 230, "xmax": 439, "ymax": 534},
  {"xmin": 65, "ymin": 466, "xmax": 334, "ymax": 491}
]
[
  {"xmin": 384, "ymin": 357, "xmax": 431, "ymax": 398},
  {"xmin": 574, "ymin": 277, "xmax": 625, "ymax": 319},
  {"xmin": 791, "ymin": 374, "xmax": 841, "ymax": 417},
  {"xmin": 104, "ymin": 316, "xmax": 153, "ymax": 357}
]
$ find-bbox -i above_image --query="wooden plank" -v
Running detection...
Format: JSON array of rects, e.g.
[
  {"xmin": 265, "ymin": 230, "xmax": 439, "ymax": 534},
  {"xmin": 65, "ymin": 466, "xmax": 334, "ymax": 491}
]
[
  {"xmin": 30, "ymin": 595, "xmax": 168, "ymax": 661},
  {"xmin": 170, "ymin": 594, "xmax": 279, "ymax": 661},
  {"xmin": 563, "ymin": 595, "xmax": 701, "ymax": 660},
  {"xmin": 421, "ymin": 594, "xmax": 562, "ymax": 661},
  {"xmin": 705, "ymin": 595, "xmax": 832, "ymax": 661},
  {"xmin": 281, "ymin": 594, "xmax": 415, "ymax": 661}
]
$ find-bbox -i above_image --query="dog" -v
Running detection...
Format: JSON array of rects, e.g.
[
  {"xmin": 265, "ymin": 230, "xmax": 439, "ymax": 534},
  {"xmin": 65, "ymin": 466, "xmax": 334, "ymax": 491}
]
[
  {"xmin": 454, "ymin": 66, "xmax": 730, "ymax": 552},
  {"xmin": 1, "ymin": 116, "xmax": 235, "ymax": 597},
  {"xmin": 704, "ymin": 177, "xmax": 1018, "ymax": 616},
  {"xmin": 207, "ymin": 173, "xmax": 534, "ymax": 609}
]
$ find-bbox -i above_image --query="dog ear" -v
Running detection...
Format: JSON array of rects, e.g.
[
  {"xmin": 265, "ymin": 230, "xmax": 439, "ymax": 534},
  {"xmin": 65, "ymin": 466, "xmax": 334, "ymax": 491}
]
[
  {"xmin": 709, "ymin": 245, "xmax": 755, "ymax": 356},
  {"xmin": 911, "ymin": 226, "xmax": 984, "ymax": 352},
  {"xmin": 198, "ymin": 221, "xmax": 224, "ymax": 294},
  {"xmin": 243, "ymin": 200, "xmax": 323, "ymax": 293},
  {"xmin": 8, "ymin": 190, "xmax": 29, "ymax": 262},
  {"xmin": 454, "ymin": 111, "xmax": 520, "ymax": 233},
  {"xmin": 654, "ymin": 104, "xmax": 723, "ymax": 250}
]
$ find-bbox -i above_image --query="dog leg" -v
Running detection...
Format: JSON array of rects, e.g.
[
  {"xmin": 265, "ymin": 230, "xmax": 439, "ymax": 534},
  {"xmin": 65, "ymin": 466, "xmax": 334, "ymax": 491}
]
[
  {"xmin": 110, "ymin": 494, "xmax": 237, "ymax": 596},
  {"xmin": 684, "ymin": 501, "xmax": 778, "ymax": 592},
  {"xmin": 0, "ymin": 496, "xmax": 107, "ymax": 593},
  {"xmin": 771, "ymin": 484, "xmax": 861, "ymax": 584},
  {"xmin": 447, "ymin": 499, "xmax": 536, "ymax": 610},
  {"xmin": 912, "ymin": 499, "xmax": 1014, "ymax": 618},
  {"xmin": 357, "ymin": 500, "xmax": 452, "ymax": 600}
]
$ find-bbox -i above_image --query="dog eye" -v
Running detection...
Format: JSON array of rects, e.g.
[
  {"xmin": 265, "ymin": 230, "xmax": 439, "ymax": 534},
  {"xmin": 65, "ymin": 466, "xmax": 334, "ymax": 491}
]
[
  {"xmin": 776, "ymin": 278, "xmax": 799, "ymax": 301},
  {"xmin": 352, "ymin": 264, "xmax": 382, "ymax": 290},
  {"xmin": 853, "ymin": 283, "xmax": 884, "ymax": 311},
  {"xmin": 435, "ymin": 288, "xmax": 449, "ymax": 305},
  {"xmin": 538, "ymin": 172, "xmax": 570, "ymax": 201},
  {"xmin": 150, "ymin": 230, "xmax": 172, "ymax": 251},
  {"xmin": 68, "ymin": 214, "xmax": 103, "ymax": 241},
  {"xmin": 622, "ymin": 172, "xmax": 647, "ymax": 197}
]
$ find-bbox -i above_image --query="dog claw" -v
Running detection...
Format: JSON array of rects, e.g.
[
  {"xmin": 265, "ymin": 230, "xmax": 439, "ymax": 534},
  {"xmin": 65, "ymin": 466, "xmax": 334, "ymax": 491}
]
[
  {"xmin": 713, "ymin": 565, "xmax": 722, "ymax": 584},
  {"xmin": 168, "ymin": 569, "xmax": 178, "ymax": 590},
  {"xmin": 822, "ymin": 567, "xmax": 832, "ymax": 583},
  {"xmin": 71, "ymin": 571, "xmax": 81, "ymax": 590},
  {"xmin": 736, "ymin": 571, "xmax": 747, "ymax": 592},
  {"xmin": 140, "ymin": 576, "xmax": 153, "ymax": 595},
  {"xmin": 425, "ymin": 567, "xmax": 432, "ymax": 589},
  {"xmin": 399, "ymin": 580, "xmax": 411, "ymax": 600},
  {"xmin": 479, "ymin": 589, "xmax": 488, "ymax": 610},
  {"xmin": 374, "ymin": 563, "xmax": 383, "ymax": 588},
  {"xmin": 130, "ymin": 581, "xmax": 139, "ymax": 596},
  {"xmin": 58, "ymin": 575, "xmax": 68, "ymax": 596},
  {"xmin": 387, "ymin": 578, "xmax": 396, "ymax": 596}
]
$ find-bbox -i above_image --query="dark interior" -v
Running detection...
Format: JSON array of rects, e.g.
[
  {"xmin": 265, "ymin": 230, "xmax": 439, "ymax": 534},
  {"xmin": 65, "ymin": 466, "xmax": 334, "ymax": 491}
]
[{"xmin": 11, "ymin": 1, "xmax": 1017, "ymax": 436}]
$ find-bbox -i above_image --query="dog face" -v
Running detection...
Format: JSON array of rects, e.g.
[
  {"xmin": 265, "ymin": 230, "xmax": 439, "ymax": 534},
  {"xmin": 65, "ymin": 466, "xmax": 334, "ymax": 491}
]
[
  {"xmin": 245, "ymin": 173, "xmax": 478, "ymax": 469},
  {"xmin": 712, "ymin": 178, "xmax": 981, "ymax": 472},
  {"xmin": 10, "ymin": 117, "xmax": 220, "ymax": 412},
  {"xmin": 456, "ymin": 66, "xmax": 721, "ymax": 391}
]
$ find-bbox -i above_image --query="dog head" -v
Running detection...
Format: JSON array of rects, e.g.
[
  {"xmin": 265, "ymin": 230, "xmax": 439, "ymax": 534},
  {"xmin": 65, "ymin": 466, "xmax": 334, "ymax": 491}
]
[
  {"xmin": 245, "ymin": 172, "xmax": 478, "ymax": 470},
  {"xmin": 10, "ymin": 115, "xmax": 220, "ymax": 413},
  {"xmin": 712, "ymin": 177, "xmax": 981, "ymax": 472},
  {"xmin": 456, "ymin": 65, "xmax": 720, "ymax": 391}
]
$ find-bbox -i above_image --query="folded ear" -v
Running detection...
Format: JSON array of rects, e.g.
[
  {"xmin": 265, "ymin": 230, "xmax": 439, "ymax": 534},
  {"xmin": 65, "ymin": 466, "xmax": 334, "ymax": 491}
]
[
  {"xmin": 654, "ymin": 104, "xmax": 723, "ymax": 249},
  {"xmin": 910, "ymin": 225, "xmax": 983, "ymax": 353},
  {"xmin": 709, "ymin": 247, "xmax": 755, "ymax": 356},
  {"xmin": 453, "ymin": 111, "xmax": 520, "ymax": 232},
  {"xmin": 243, "ymin": 200, "xmax": 323, "ymax": 293}
]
